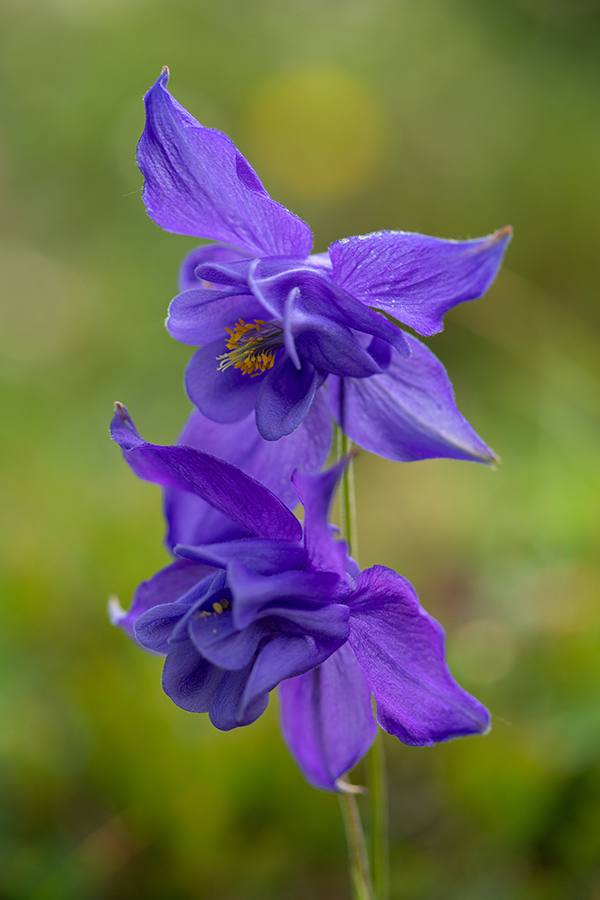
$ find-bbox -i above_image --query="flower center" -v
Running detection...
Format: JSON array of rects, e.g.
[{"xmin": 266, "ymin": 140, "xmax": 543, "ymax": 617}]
[
  {"xmin": 217, "ymin": 319, "xmax": 284, "ymax": 377},
  {"xmin": 195, "ymin": 597, "xmax": 231, "ymax": 619}
]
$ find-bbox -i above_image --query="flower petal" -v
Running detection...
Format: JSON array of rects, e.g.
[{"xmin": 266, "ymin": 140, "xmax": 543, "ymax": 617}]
[
  {"xmin": 256, "ymin": 355, "xmax": 322, "ymax": 441},
  {"xmin": 329, "ymin": 227, "xmax": 512, "ymax": 336},
  {"xmin": 227, "ymin": 561, "xmax": 343, "ymax": 630},
  {"xmin": 248, "ymin": 262, "xmax": 410, "ymax": 356},
  {"xmin": 134, "ymin": 601, "xmax": 193, "ymax": 654},
  {"xmin": 188, "ymin": 609, "xmax": 266, "ymax": 670},
  {"xmin": 241, "ymin": 632, "xmax": 344, "ymax": 714},
  {"xmin": 185, "ymin": 341, "xmax": 264, "ymax": 424},
  {"xmin": 347, "ymin": 566, "xmax": 490, "ymax": 745},
  {"xmin": 164, "ymin": 395, "xmax": 332, "ymax": 550},
  {"xmin": 290, "ymin": 311, "xmax": 384, "ymax": 378},
  {"xmin": 167, "ymin": 290, "xmax": 262, "ymax": 346},
  {"xmin": 209, "ymin": 664, "xmax": 270, "ymax": 730},
  {"xmin": 138, "ymin": 68, "xmax": 313, "ymax": 258},
  {"xmin": 162, "ymin": 639, "xmax": 225, "ymax": 713},
  {"xmin": 279, "ymin": 642, "xmax": 376, "ymax": 791},
  {"xmin": 109, "ymin": 559, "xmax": 213, "ymax": 647},
  {"xmin": 175, "ymin": 538, "xmax": 306, "ymax": 575},
  {"xmin": 178, "ymin": 243, "xmax": 252, "ymax": 291},
  {"xmin": 292, "ymin": 459, "xmax": 352, "ymax": 578},
  {"xmin": 326, "ymin": 335, "xmax": 498, "ymax": 463},
  {"xmin": 134, "ymin": 572, "xmax": 223, "ymax": 652},
  {"xmin": 111, "ymin": 403, "xmax": 302, "ymax": 542}
]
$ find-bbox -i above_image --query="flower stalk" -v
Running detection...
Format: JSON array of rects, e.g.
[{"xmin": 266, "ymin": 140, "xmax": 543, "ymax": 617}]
[
  {"xmin": 367, "ymin": 731, "xmax": 389, "ymax": 900},
  {"xmin": 338, "ymin": 783, "xmax": 372, "ymax": 900},
  {"xmin": 336, "ymin": 421, "xmax": 388, "ymax": 900}
]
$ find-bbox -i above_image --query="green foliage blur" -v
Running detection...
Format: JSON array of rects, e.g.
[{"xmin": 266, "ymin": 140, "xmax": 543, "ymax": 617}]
[{"xmin": 1, "ymin": 0, "xmax": 599, "ymax": 896}]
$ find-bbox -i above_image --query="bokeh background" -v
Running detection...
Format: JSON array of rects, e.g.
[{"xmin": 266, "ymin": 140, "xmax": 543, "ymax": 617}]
[{"xmin": 1, "ymin": 0, "xmax": 600, "ymax": 897}]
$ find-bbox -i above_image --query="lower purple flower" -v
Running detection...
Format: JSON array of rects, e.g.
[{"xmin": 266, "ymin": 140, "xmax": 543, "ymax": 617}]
[{"xmin": 110, "ymin": 404, "xmax": 490, "ymax": 791}]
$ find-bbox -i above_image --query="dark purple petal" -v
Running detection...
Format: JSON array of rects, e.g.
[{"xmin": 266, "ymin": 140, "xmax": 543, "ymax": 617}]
[
  {"xmin": 178, "ymin": 243, "xmax": 252, "ymax": 291},
  {"xmin": 162, "ymin": 640, "xmax": 225, "ymax": 713},
  {"xmin": 111, "ymin": 403, "xmax": 302, "ymax": 542},
  {"xmin": 195, "ymin": 258, "xmax": 256, "ymax": 292},
  {"xmin": 279, "ymin": 642, "xmax": 376, "ymax": 791},
  {"xmin": 248, "ymin": 263, "xmax": 410, "ymax": 356},
  {"xmin": 134, "ymin": 572, "xmax": 222, "ymax": 652},
  {"xmin": 347, "ymin": 566, "xmax": 490, "ymax": 745},
  {"xmin": 291, "ymin": 313, "xmax": 384, "ymax": 378},
  {"xmin": 164, "ymin": 395, "xmax": 332, "ymax": 550},
  {"xmin": 109, "ymin": 559, "xmax": 213, "ymax": 646},
  {"xmin": 188, "ymin": 608, "xmax": 266, "ymax": 670},
  {"xmin": 263, "ymin": 604, "xmax": 349, "ymax": 641},
  {"xmin": 292, "ymin": 459, "xmax": 352, "ymax": 578},
  {"xmin": 134, "ymin": 601, "xmax": 193, "ymax": 654},
  {"xmin": 185, "ymin": 342, "xmax": 264, "ymax": 424},
  {"xmin": 227, "ymin": 561, "xmax": 343, "ymax": 630},
  {"xmin": 167, "ymin": 290, "xmax": 262, "ymax": 346},
  {"xmin": 138, "ymin": 69, "xmax": 313, "ymax": 258},
  {"xmin": 326, "ymin": 336, "xmax": 498, "ymax": 464},
  {"xmin": 241, "ymin": 633, "xmax": 344, "ymax": 713},
  {"xmin": 175, "ymin": 538, "xmax": 306, "ymax": 575},
  {"xmin": 367, "ymin": 336, "xmax": 392, "ymax": 371},
  {"xmin": 329, "ymin": 227, "xmax": 512, "ymax": 336},
  {"xmin": 256, "ymin": 355, "xmax": 322, "ymax": 441},
  {"xmin": 209, "ymin": 664, "xmax": 270, "ymax": 730}
]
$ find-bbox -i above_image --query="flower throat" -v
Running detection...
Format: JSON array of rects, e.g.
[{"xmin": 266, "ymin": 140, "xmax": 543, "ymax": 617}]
[{"xmin": 217, "ymin": 319, "xmax": 284, "ymax": 377}]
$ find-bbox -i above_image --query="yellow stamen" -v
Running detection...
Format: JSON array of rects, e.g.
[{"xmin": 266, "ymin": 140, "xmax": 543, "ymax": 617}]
[
  {"xmin": 212, "ymin": 601, "xmax": 224, "ymax": 614},
  {"xmin": 217, "ymin": 319, "xmax": 283, "ymax": 377}
]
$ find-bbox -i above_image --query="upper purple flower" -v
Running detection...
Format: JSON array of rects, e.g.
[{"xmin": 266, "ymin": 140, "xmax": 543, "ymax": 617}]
[
  {"xmin": 110, "ymin": 403, "xmax": 490, "ymax": 792},
  {"xmin": 137, "ymin": 68, "xmax": 512, "ymax": 463}
]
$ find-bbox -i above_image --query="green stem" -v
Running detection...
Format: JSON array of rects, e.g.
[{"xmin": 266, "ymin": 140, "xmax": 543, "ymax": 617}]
[
  {"xmin": 367, "ymin": 732, "xmax": 389, "ymax": 900},
  {"xmin": 338, "ymin": 786, "xmax": 372, "ymax": 900},
  {"xmin": 336, "ymin": 427, "xmax": 358, "ymax": 559},
  {"xmin": 336, "ymin": 419, "xmax": 388, "ymax": 900}
]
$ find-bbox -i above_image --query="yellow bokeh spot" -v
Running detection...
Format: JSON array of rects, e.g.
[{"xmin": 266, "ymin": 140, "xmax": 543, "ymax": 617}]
[{"xmin": 244, "ymin": 68, "xmax": 384, "ymax": 202}]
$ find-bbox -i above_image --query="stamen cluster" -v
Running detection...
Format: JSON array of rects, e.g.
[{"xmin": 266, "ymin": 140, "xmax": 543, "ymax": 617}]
[{"xmin": 217, "ymin": 319, "xmax": 283, "ymax": 377}]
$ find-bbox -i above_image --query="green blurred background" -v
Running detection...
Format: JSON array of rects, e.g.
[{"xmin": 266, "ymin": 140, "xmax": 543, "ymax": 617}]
[{"xmin": 1, "ymin": 0, "xmax": 600, "ymax": 896}]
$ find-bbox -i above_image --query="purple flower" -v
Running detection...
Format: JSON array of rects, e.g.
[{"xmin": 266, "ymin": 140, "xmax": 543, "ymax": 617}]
[
  {"xmin": 110, "ymin": 403, "xmax": 490, "ymax": 791},
  {"xmin": 137, "ymin": 68, "xmax": 512, "ymax": 463}
]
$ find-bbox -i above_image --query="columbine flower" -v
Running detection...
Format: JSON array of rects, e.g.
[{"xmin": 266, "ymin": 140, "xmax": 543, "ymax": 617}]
[
  {"xmin": 110, "ymin": 403, "xmax": 489, "ymax": 791},
  {"xmin": 137, "ymin": 68, "xmax": 511, "ymax": 463}
]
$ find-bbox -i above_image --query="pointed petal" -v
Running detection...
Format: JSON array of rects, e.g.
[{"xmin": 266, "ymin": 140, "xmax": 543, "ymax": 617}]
[
  {"xmin": 111, "ymin": 403, "xmax": 302, "ymax": 542},
  {"xmin": 163, "ymin": 395, "xmax": 332, "ymax": 550},
  {"xmin": 185, "ymin": 342, "xmax": 263, "ymax": 423},
  {"xmin": 348, "ymin": 566, "xmax": 490, "ymax": 745},
  {"xmin": 255, "ymin": 355, "xmax": 322, "ymax": 441},
  {"xmin": 109, "ymin": 559, "xmax": 213, "ymax": 647},
  {"xmin": 326, "ymin": 335, "xmax": 498, "ymax": 463},
  {"xmin": 292, "ymin": 459, "xmax": 352, "ymax": 577},
  {"xmin": 329, "ymin": 227, "xmax": 512, "ymax": 336},
  {"xmin": 138, "ymin": 68, "xmax": 313, "ymax": 258},
  {"xmin": 279, "ymin": 643, "xmax": 376, "ymax": 791}
]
